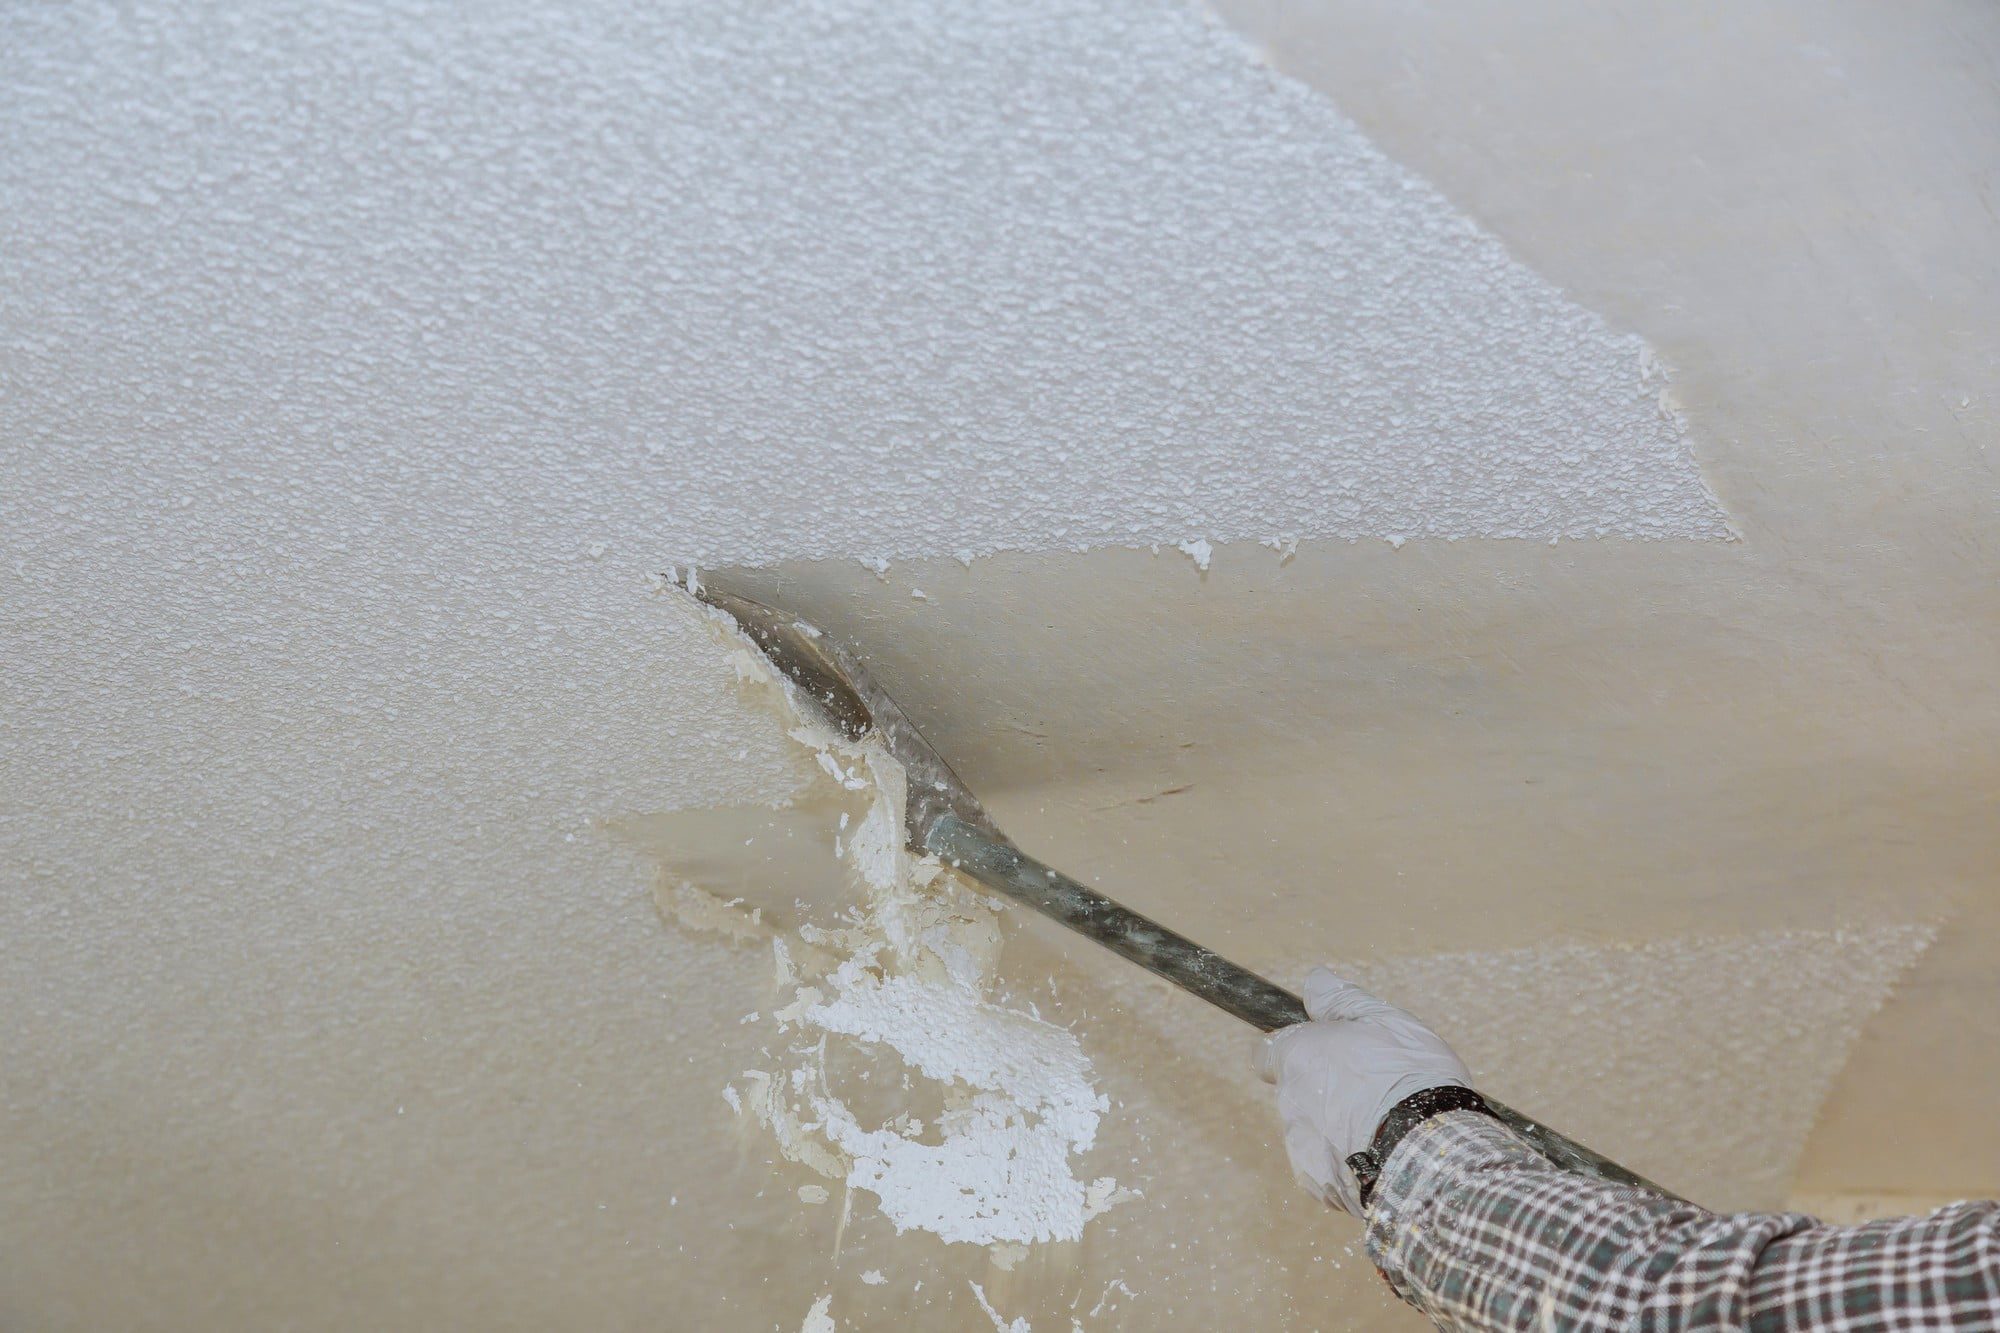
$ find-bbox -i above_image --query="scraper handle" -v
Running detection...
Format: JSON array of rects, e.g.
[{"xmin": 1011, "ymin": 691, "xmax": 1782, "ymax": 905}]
[{"xmin": 926, "ymin": 812, "xmax": 1680, "ymax": 1201}]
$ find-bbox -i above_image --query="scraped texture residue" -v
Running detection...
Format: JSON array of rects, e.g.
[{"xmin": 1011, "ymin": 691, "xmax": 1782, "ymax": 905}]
[
  {"xmin": 799, "ymin": 1293, "xmax": 836, "ymax": 1333},
  {"xmin": 970, "ymin": 1280, "xmax": 1036, "ymax": 1333},
  {"xmin": 703, "ymin": 610, "xmax": 1119, "ymax": 1248},
  {"xmin": 1338, "ymin": 926, "xmax": 1939, "ymax": 1207}
]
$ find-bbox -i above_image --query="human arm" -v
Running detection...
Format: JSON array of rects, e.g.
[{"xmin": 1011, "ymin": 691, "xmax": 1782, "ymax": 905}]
[
  {"xmin": 1259, "ymin": 968, "xmax": 2000, "ymax": 1333},
  {"xmin": 1367, "ymin": 1107, "xmax": 2000, "ymax": 1332}
]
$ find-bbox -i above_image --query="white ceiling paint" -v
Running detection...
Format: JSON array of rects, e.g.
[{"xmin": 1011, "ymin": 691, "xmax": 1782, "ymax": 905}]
[{"xmin": 4, "ymin": 0, "xmax": 1725, "ymax": 578}]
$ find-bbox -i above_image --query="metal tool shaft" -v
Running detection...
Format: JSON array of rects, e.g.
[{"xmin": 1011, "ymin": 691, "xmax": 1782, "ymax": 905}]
[
  {"xmin": 674, "ymin": 577, "xmax": 1679, "ymax": 1201},
  {"xmin": 927, "ymin": 811, "xmax": 1677, "ymax": 1198}
]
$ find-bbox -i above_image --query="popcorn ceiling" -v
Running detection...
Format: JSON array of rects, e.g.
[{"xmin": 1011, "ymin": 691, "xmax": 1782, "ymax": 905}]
[
  {"xmin": 3, "ymin": 0, "xmax": 1729, "ymax": 578},
  {"xmin": 1339, "ymin": 925, "xmax": 1940, "ymax": 1207},
  {"xmin": 703, "ymin": 609, "xmax": 1124, "ymax": 1248},
  {"xmin": 1175, "ymin": 539, "xmax": 1216, "ymax": 573}
]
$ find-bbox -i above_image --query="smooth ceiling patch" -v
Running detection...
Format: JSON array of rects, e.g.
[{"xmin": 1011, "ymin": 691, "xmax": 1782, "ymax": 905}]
[{"xmin": 4, "ymin": 0, "xmax": 1729, "ymax": 570}]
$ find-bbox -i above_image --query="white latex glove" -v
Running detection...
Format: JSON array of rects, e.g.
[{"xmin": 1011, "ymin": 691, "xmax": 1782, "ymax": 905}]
[{"xmin": 1254, "ymin": 966, "xmax": 1473, "ymax": 1215}]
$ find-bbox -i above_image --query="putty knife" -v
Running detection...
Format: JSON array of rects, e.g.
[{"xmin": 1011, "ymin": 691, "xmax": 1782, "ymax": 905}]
[{"xmin": 674, "ymin": 576, "xmax": 1674, "ymax": 1199}]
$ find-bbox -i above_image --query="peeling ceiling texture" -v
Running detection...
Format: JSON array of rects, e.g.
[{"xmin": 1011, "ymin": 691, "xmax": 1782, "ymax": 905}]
[
  {"xmin": 4, "ymin": 0, "xmax": 1999, "ymax": 1330},
  {"xmin": 2, "ymin": 0, "xmax": 1726, "ymax": 568}
]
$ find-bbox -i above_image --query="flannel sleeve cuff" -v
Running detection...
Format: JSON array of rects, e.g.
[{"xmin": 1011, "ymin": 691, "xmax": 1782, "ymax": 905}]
[{"xmin": 1361, "ymin": 1109, "xmax": 1556, "ymax": 1307}]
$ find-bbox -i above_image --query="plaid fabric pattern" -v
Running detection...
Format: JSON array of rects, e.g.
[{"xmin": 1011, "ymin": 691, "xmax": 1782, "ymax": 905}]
[{"xmin": 1366, "ymin": 1111, "xmax": 2000, "ymax": 1332}]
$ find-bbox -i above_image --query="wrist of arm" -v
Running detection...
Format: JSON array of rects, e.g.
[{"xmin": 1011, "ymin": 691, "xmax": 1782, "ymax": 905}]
[{"xmin": 1350, "ymin": 1085, "xmax": 1492, "ymax": 1212}]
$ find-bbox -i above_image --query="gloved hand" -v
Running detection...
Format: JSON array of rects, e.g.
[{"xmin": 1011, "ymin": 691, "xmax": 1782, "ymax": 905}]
[{"xmin": 1254, "ymin": 966, "xmax": 1473, "ymax": 1215}]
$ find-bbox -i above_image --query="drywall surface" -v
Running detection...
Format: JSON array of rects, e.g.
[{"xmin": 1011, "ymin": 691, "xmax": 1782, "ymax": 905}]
[
  {"xmin": 2, "ymin": 0, "xmax": 1726, "ymax": 571},
  {"xmin": 1208, "ymin": 0, "xmax": 2000, "ymax": 1214},
  {"xmin": 1032, "ymin": 921, "xmax": 1938, "ymax": 1208},
  {"xmin": 5, "ymin": 0, "xmax": 1999, "ymax": 1328}
]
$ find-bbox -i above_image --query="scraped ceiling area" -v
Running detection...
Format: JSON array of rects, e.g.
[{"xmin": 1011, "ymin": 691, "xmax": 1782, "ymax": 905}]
[{"xmin": 5, "ymin": 0, "xmax": 1998, "ymax": 1329}]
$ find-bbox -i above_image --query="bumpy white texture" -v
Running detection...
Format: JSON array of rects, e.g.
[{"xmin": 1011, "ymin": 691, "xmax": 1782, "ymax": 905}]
[
  {"xmin": 807, "ymin": 971, "xmax": 1110, "ymax": 1243},
  {"xmin": 811, "ymin": 974, "xmax": 1102, "ymax": 1138},
  {"xmin": 2, "ymin": 0, "xmax": 1726, "ymax": 573},
  {"xmin": 1341, "ymin": 927, "xmax": 1938, "ymax": 1207}
]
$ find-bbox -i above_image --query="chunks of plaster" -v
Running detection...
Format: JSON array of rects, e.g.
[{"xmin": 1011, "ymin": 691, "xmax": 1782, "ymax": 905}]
[
  {"xmin": 696, "ymin": 602, "xmax": 1124, "ymax": 1249},
  {"xmin": 1175, "ymin": 539, "xmax": 1214, "ymax": 573},
  {"xmin": 799, "ymin": 1293, "xmax": 836, "ymax": 1333}
]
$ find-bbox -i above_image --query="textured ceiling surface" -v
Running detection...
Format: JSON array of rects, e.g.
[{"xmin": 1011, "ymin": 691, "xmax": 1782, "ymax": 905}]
[
  {"xmin": 3, "ymin": 0, "xmax": 1725, "ymax": 570},
  {"xmin": 4, "ymin": 0, "xmax": 1998, "ymax": 1329}
]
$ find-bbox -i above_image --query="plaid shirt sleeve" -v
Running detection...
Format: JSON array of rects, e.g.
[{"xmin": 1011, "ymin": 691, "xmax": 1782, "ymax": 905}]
[{"xmin": 1365, "ymin": 1110, "xmax": 2000, "ymax": 1333}]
